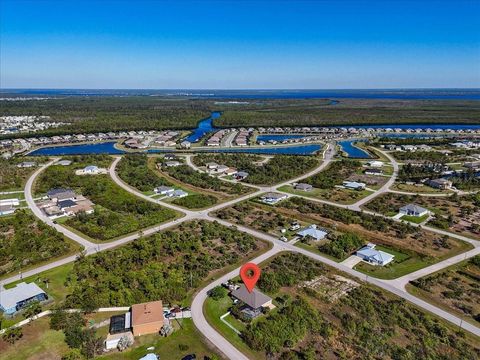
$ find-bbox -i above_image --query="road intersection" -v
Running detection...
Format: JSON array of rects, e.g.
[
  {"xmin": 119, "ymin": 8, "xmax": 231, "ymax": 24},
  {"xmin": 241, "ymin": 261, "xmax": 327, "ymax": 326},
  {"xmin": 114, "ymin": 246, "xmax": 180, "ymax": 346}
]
[{"xmin": 3, "ymin": 143, "xmax": 480, "ymax": 359}]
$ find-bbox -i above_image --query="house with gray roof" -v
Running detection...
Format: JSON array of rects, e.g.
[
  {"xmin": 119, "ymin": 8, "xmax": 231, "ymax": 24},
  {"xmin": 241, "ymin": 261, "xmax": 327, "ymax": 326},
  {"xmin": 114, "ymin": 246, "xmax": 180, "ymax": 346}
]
[
  {"xmin": 0, "ymin": 282, "xmax": 48, "ymax": 314},
  {"xmin": 231, "ymin": 285, "xmax": 272, "ymax": 310},
  {"xmin": 294, "ymin": 183, "xmax": 313, "ymax": 192},
  {"xmin": 356, "ymin": 243, "xmax": 394, "ymax": 266},
  {"xmin": 296, "ymin": 224, "xmax": 328, "ymax": 241},
  {"xmin": 399, "ymin": 203, "xmax": 429, "ymax": 217}
]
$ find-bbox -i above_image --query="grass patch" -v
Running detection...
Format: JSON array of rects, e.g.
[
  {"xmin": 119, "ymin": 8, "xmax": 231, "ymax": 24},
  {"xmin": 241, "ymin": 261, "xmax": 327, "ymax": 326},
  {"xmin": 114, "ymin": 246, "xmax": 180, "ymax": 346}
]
[{"xmin": 401, "ymin": 214, "xmax": 429, "ymax": 224}]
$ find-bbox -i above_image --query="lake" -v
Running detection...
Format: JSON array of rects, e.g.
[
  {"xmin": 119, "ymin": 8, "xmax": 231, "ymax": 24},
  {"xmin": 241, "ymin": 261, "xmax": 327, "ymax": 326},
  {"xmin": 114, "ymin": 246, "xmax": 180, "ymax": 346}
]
[
  {"xmin": 28, "ymin": 141, "xmax": 125, "ymax": 156},
  {"xmin": 339, "ymin": 140, "xmax": 372, "ymax": 158},
  {"xmin": 28, "ymin": 142, "xmax": 321, "ymax": 156},
  {"xmin": 184, "ymin": 111, "xmax": 221, "ymax": 143}
]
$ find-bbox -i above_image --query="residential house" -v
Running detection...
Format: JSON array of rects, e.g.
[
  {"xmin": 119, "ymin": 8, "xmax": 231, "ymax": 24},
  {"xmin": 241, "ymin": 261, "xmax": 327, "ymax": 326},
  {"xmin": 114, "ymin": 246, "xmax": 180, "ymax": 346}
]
[
  {"xmin": 154, "ymin": 186, "xmax": 175, "ymax": 196},
  {"xmin": 215, "ymin": 165, "xmax": 229, "ymax": 174},
  {"xmin": 170, "ymin": 189, "xmax": 188, "ymax": 198},
  {"xmin": 426, "ymin": 178, "xmax": 453, "ymax": 190},
  {"xmin": 224, "ymin": 168, "xmax": 237, "ymax": 176},
  {"xmin": 131, "ymin": 301, "xmax": 165, "ymax": 336},
  {"xmin": 0, "ymin": 282, "xmax": 48, "ymax": 315},
  {"xmin": 56, "ymin": 159, "xmax": 72, "ymax": 166},
  {"xmin": 296, "ymin": 224, "xmax": 328, "ymax": 241},
  {"xmin": 356, "ymin": 243, "xmax": 394, "ymax": 266},
  {"xmin": 234, "ymin": 171, "xmax": 249, "ymax": 181},
  {"xmin": 105, "ymin": 312, "xmax": 134, "ymax": 350},
  {"xmin": 366, "ymin": 160, "xmax": 384, "ymax": 168},
  {"xmin": 294, "ymin": 183, "xmax": 313, "ymax": 191},
  {"xmin": 164, "ymin": 161, "xmax": 181, "ymax": 167},
  {"xmin": 231, "ymin": 285, "xmax": 273, "ymax": 319},
  {"xmin": 16, "ymin": 161, "xmax": 36, "ymax": 168},
  {"xmin": 47, "ymin": 188, "xmax": 77, "ymax": 202},
  {"xmin": 399, "ymin": 204, "xmax": 429, "ymax": 217},
  {"xmin": 206, "ymin": 162, "xmax": 218, "ymax": 170},
  {"xmin": 0, "ymin": 204, "xmax": 15, "ymax": 216},
  {"xmin": 342, "ymin": 181, "xmax": 366, "ymax": 190},
  {"xmin": 260, "ymin": 192, "xmax": 288, "ymax": 205},
  {"xmin": 364, "ymin": 168, "xmax": 383, "ymax": 175},
  {"xmin": 180, "ymin": 141, "xmax": 191, "ymax": 149},
  {"xmin": 75, "ymin": 165, "xmax": 107, "ymax": 175}
]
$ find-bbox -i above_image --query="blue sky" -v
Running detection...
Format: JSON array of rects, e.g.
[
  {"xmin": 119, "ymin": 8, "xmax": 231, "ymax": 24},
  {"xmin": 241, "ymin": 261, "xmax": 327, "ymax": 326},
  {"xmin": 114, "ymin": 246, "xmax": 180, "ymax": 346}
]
[{"xmin": 1, "ymin": 0, "xmax": 479, "ymax": 89}]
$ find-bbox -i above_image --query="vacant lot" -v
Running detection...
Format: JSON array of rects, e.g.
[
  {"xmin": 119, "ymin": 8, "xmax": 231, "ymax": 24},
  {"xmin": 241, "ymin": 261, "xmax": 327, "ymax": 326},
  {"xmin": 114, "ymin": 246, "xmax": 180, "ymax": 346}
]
[{"xmin": 408, "ymin": 256, "xmax": 480, "ymax": 326}]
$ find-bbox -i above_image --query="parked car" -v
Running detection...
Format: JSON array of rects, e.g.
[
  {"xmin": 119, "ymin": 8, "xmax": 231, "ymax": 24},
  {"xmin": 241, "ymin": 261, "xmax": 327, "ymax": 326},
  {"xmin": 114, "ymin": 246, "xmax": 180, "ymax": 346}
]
[
  {"xmin": 279, "ymin": 236, "xmax": 288, "ymax": 242},
  {"xmin": 181, "ymin": 355, "xmax": 196, "ymax": 360}
]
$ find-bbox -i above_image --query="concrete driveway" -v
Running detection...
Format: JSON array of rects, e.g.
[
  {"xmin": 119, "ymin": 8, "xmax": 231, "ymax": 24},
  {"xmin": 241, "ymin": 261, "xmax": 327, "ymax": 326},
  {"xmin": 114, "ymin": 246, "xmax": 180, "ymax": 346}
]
[{"xmin": 340, "ymin": 255, "xmax": 363, "ymax": 268}]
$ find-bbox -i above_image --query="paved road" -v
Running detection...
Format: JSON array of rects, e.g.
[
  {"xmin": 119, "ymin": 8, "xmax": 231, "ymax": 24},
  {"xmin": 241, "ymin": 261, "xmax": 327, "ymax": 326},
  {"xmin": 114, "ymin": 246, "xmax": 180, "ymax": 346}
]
[
  {"xmin": 349, "ymin": 149, "xmax": 399, "ymax": 210},
  {"xmin": 7, "ymin": 145, "xmax": 480, "ymax": 359}
]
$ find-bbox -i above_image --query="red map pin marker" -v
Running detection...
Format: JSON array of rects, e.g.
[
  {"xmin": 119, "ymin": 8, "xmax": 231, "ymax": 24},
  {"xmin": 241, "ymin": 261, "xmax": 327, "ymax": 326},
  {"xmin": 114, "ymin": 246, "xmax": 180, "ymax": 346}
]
[{"xmin": 240, "ymin": 263, "xmax": 261, "ymax": 293}]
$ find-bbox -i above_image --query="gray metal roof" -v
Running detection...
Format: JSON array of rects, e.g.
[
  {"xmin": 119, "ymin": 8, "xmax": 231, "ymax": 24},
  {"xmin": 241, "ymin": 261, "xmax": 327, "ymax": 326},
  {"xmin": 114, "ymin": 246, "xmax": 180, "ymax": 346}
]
[
  {"xmin": 231, "ymin": 284, "xmax": 271, "ymax": 309},
  {"xmin": 0, "ymin": 282, "xmax": 46, "ymax": 310}
]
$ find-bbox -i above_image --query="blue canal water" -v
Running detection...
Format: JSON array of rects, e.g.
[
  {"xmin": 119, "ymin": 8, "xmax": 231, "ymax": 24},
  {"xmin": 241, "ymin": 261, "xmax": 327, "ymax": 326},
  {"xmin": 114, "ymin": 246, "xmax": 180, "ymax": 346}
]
[
  {"xmin": 256, "ymin": 134, "xmax": 306, "ymax": 143},
  {"xmin": 177, "ymin": 111, "xmax": 220, "ymax": 143},
  {"xmin": 339, "ymin": 140, "xmax": 372, "ymax": 158},
  {"xmin": 28, "ymin": 141, "xmax": 125, "ymax": 156},
  {"xmin": 202, "ymin": 144, "xmax": 322, "ymax": 155}
]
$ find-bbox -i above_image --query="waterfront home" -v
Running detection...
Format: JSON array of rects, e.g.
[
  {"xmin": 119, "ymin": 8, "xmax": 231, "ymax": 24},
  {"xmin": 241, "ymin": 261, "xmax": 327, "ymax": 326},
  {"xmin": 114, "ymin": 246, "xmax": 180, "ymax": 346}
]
[
  {"xmin": 180, "ymin": 140, "xmax": 191, "ymax": 149},
  {"xmin": 164, "ymin": 153, "xmax": 176, "ymax": 160},
  {"xmin": 0, "ymin": 282, "xmax": 48, "ymax": 315},
  {"xmin": 426, "ymin": 178, "xmax": 453, "ymax": 190},
  {"xmin": 294, "ymin": 183, "xmax": 313, "ymax": 191},
  {"xmin": 296, "ymin": 224, "xmax": 328, "ymax": 241},
  {"xmin": 342, "ymin": 181, "xmax": 366, "ymax": 191},
  {"xmin": 56, "ymin": 159, "xmax": 72, "ymax": 166},
  {"xmin": 260, "ymin": 192, "xmax": 288, "ymax": 205},
  {"xmin": 399, "ymin": 204, "xmax": 429, "ymax": 217},
  {"xmin": 154, "ymin": 186, "xmax": 175, "ymax": 196},
  {"xmin": 356, "ymin": 243, "xmax": 394, "ymax": 266}
]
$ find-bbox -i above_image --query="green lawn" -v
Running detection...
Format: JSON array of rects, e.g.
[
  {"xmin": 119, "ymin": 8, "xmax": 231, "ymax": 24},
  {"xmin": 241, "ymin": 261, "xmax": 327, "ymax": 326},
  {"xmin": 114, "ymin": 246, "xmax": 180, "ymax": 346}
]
[
  {"xmin": 0, "ymin": 317, "xmax": 69, "ymax": 360},
  {"xmin": 204, "ymin": 296, "xmax": 264, "ymax": 360},
  {"xmin": 401, "ymin": 214, "xmax": 429, "ymax": 224},
  {"xmin": 98, "ymin": 319, "xmax": 217, "ymax": 360},
  {"xmin": 278, "ymin": 185, "xmax": 373, "ymax": 205},
  {"xmin": 294, "ymin": 241, "xmax": 342, "ymax": 262}
]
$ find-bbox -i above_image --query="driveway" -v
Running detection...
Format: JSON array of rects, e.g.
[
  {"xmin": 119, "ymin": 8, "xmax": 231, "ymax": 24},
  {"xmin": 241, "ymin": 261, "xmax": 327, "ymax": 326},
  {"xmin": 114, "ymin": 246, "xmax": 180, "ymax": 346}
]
[{"xmin": 340, "ymin": 255, "xmax": 362, "ymax": 268}]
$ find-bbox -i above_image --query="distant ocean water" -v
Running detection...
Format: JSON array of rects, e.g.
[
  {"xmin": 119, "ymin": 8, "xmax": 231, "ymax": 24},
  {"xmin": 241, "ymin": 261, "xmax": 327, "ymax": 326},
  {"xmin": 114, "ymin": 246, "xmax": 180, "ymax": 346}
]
[{"xmin": 2, "ymin": 88, "xmax": 480, "ymax": 100}]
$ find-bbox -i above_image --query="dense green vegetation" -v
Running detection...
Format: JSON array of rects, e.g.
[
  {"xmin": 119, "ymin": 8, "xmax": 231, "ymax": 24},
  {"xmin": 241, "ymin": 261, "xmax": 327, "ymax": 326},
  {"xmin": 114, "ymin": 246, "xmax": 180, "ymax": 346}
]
[
  {"xmin": 0, "ymin": 97, "xmax": 209, "ymax": 138},
  {"xmin": 65, "ymin": 221, "xmax": 261, "ymax": 310},
  {"xmin": 0, "ymin": 210, "xmax": 75, "ymax": 276},
  {"xmin": 240, "ymin": 253, "xmax": 480, "ymax": 359},
  {"xmin": 171, "ymin": 194, "xmax": 217, "ymax": 208},
  {"xmin": 303, "ymin": 159, "xmax": 361, "ymax": 189},
  {"xmin": 35, "ymin": 156, "xmax": 177, "ymax": 240},
  {"xmin": 0, "ymin": 157, "xmax": 47, "ymax": 191},
  {"xmin": 283, "ymin": 196, "xmax": 416, "ymax": 238},
  {"xmin": 162, "ymin": 164, "xmax": 248, "ymax": 195},
  {"xmin": 216, "ymin": 99, "xmax": 480, "ymax": 127},
  {"xmin": 193, "ymin": 153, "xmax": 319, "ymax": 185},
  {"xmin": 258, "ymin": 253, "xmax": 324, "ymax": 293},
  {"xmin": 117, "ymin": 154, "xmax": 172, "ymax": 192},
  {"xmin": 318, "ymin": 232, "xmax": 364, "ymax": 259}
]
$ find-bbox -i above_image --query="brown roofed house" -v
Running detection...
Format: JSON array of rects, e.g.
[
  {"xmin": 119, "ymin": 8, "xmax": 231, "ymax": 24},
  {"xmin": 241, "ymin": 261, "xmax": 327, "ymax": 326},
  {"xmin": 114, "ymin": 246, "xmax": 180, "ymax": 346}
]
[{"xmin": 131, "ymin": 300, "xmax": 164, "ymax": 336}]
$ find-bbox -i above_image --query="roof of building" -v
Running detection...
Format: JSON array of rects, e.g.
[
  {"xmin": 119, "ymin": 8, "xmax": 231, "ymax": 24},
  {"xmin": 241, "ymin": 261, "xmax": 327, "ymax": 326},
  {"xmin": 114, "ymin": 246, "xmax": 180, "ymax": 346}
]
[
  {"xmin": 428, "ymin": 178, "xmax": 452, "ymax": 184},
  {"xmin": 56, "ymin": 160, "xmax": 72, "ymax": 166},
  {"xmin": 155, "ymin": 186, "xmax": 174, "ymax": 192},
  {"xmin": 47, "ymin": 188, "xmax": 74, "ymax": 197},
  {"xmin": 109, "ymin": 312, "xmax": 131, "ymax": 334},
  {"xmin": 343, "ymin": 181, "xmax": 366, "ymax": 188},
  {"xmin": 173, "ymin": 189, "xmax": 188, "ymax": 196},
  {"xmin": 84, "ymin": 165, "xmax": 98, "ymax": 171},
  {"xmin": 297, "ymin": 224, "xmax": 328, "ymax": 240},
  {"xmin": 0, "ymin": 282, "xmax": 46, "ymax": 310},
  {"xmin": 236, "ymin": 171, "xmax": 249, "ymax": 177},
  {"xmin": 357, "ymin": 245, "xmax": 394, "ymax": 264},
  {"xmin": 131, "ymin": 301, "xmax": 164, "ymax": 326},
  {"xmin": 262, "ymin": 192, "xmax": 287, "ymax": 200},
  {"xmin": 0, "ymin": 204, "xmax": 14, "ymax": 213},
  {"xmin": 400, "ymin": 203, "xmax": 428, "ymax": 214},
  {"xmin": 231, "ymin": 285, "xmax": 272, "ymax": 309},
  {"xmin": 58, "ymin": 199, "xmax": 77, "ymax": 209},
  {"xmin": 295, "ymin": 183, "xmax": 313, "ymax": 190}
]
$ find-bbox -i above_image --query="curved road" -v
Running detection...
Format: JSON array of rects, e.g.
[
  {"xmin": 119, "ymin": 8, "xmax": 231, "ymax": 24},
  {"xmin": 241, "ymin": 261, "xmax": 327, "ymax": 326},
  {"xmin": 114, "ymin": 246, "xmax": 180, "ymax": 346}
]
[{"xmin": 5, "ymin": 144, "xmax": 480, "ymax": 359}]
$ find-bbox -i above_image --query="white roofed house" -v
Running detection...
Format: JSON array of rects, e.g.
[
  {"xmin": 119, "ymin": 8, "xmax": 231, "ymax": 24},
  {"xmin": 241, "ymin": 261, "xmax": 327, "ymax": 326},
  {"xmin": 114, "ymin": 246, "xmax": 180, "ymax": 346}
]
[
  {"xmin": 260, "ymin": 192, "xmax": 288, "ymax": 205},
  {"xmin": 205, "ymin": 162, "xmax": 218, "ymax": 170},
  {"xmin": 366, "ymin": 160, "xmax": 384, "ymax": 168},
  {"xmin": 0, "ymin": 282, "xmax": 48, "ymax": 315},
  {"xmin": 170, "ymin": 189, "xmax": 188, "ymax": 198},
  {"xmin": 356, "ymin": 243, "xmax": 394, "ymax": 266},
  {"xmin": 154, "ymin": 186, "xmax": 175, "ymax": 196},
  {"xmin": 215, "ymin": 164, "xmax": 229, "ymax": 174},
  {"xmin": 342, "ymin": 181, "xmax": 366, "ymax": 191},
  {"xmin": 399, "ymin": 204, "xmax": 429, "ymax": 217},
  {"xmin": 296, "ymin": 224, "xmax": 328, "ymax": 241}
]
